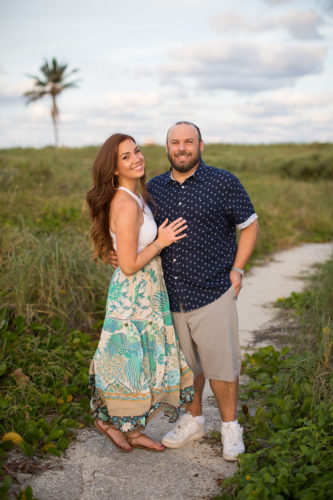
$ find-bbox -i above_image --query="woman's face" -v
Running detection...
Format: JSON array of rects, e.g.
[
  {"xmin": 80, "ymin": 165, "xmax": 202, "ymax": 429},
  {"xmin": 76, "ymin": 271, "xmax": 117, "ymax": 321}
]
[{"xmin": 115, "ymin": 139, "xmax": 145, "ymax": 183}]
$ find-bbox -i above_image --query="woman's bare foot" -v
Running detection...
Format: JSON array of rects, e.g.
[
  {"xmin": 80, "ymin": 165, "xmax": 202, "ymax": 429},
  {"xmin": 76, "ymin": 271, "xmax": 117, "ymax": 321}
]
[
  {"xmin": 96, "ymin": 420, "xmax": 132, "ymax": 451},
  {"xmin": 128, "ymin": 432, "xmax": 165, "ymax": 451}
]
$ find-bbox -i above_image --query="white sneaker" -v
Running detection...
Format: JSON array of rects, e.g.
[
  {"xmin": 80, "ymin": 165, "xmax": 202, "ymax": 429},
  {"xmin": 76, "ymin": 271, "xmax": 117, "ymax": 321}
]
[
  {"xmin": 161, "ymin": 413, "xmax": 205, "ymax": 448},
  {"xmin": 221, "ymin": 420, "xmax": 245, "ymax": 461}
]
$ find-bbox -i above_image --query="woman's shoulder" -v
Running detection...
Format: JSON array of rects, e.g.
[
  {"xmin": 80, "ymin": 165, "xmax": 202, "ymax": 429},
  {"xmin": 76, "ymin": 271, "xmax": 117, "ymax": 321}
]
[{"xmin": 110, "ymin": 190, "xmax": 141, "ymax": 216}]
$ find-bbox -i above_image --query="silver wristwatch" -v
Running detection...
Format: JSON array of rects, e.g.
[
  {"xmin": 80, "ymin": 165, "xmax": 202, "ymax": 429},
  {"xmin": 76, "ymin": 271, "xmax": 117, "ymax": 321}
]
[{"xmin": 232, "ymin": 266, "xmax": 244, "ymax": 276}]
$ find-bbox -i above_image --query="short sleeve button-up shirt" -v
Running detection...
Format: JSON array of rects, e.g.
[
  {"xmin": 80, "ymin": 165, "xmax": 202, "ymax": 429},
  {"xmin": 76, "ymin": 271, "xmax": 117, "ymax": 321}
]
[{"xmin": 147, "ymin": 160, "xmax": 257, "ymax": 312}]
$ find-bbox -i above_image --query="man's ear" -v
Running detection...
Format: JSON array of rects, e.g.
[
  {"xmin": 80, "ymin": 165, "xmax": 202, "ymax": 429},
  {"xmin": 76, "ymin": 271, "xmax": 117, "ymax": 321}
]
[{"xmin": 200, "ymin": 140, "xmax": 204, "ymax": 153}]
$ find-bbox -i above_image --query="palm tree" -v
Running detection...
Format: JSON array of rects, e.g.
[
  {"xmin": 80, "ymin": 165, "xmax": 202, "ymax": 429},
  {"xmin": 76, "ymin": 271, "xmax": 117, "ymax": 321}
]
[{"xmin": 24, "ymin": 58, "xmax": 79, "ymax": 147}]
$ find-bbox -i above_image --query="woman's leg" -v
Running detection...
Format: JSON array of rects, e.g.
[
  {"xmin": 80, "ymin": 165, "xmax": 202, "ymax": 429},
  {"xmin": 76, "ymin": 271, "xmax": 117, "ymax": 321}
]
[{"xmin": 96, "ymin": 419, "xmax": 132, "ymax": 451}]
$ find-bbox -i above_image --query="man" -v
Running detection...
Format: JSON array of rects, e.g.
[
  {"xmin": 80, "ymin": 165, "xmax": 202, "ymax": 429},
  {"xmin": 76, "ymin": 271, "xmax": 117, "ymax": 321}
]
[{"xmin": 146, "ymin": 122, "xmax": 258, "ymax": 461}]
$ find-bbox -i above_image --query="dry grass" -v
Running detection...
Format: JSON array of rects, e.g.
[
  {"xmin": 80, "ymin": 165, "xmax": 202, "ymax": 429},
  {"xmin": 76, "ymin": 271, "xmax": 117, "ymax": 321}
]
[{"xmin": 1, "ymin": 143, "xmax": 332, "ymax": 329}]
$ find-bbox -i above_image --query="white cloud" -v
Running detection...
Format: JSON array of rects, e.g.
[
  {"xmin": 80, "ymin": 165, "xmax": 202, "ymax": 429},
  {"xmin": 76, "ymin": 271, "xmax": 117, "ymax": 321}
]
[
  {"xmin": 262, "ymin": 0, "xmax": 294, "ymax": 5},
  {"xmin": 0, "ymin": 76, "xmax": 31, "ymax": 106},
  {"xmin": 54, "ymin": 87, "xmax": 196, "ymax": 145},
  {"xmin": 220, "ymin": 89, "xmax": 333, "ymax": 143},
  {"xmin": 160, "ymin": 41, "xmax": 326, "ymax": 92},
  {"xmin": 279, "ymin": 10, "xmax": 323, "ymax": 39},
  {"xmin": 235, "ymin": 89, "xmax": 333, "ymax": 117},
  {"xmin": 1, "ymin": 1, "xmax": 332, "ymax": 147},
  {"xmin": 202, "ymin": 111, "xmax": 333, "ymax": 144},
  {"xmin": 212, "ymin": 9, "xmax": 324, "ymax": 40},
  {"xmin": 103, "ymin": 90, "xmax": 161, "ymax": 112},
  {"xmin": 212, "ymin": 12, "xmax": 250, "ymax": 33},
  {"xmin": 24, "ymin": 104, "xmax": 50, "ymax": 119},
  {"xmin": 319, "ymin": 0, "xmax": 333, "ymax": 15}
]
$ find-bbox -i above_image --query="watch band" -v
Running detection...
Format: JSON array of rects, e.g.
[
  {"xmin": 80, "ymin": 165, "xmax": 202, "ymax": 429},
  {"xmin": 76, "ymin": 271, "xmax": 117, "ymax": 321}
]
[{"xmin": 232, "ymin": 266, "xmax": 244, "ymax": 276}]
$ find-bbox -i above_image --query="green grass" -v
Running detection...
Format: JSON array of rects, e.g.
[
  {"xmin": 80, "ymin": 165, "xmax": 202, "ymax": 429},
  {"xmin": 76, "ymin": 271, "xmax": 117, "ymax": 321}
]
[
  {"xmin": 1, "ymin": 143, "xmax": 332, "ymax": 329},
  {"xmin": 0, "ymin": 143, "xmax": 332, "ymax": 496},
  {"xmin": 0, "ymin": 225, "xmax": 109, "ymax": 331},
  {"xmin": 214, "ymin": 257, "xmax": 333, "ymax": 499}
]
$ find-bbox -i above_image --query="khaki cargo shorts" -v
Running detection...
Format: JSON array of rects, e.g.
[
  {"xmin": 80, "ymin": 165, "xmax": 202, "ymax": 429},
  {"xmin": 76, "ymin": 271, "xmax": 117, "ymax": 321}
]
[{"xmin": 172, "ymin": 285, "xmax": 241, "ymax": 382}]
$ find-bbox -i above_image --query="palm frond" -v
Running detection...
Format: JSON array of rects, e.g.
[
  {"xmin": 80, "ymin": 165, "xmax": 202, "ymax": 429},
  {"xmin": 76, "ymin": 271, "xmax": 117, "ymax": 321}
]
[
  {"xmin": 23, "ymin": 90, "xmax": 49, "ymax": 103},
  {"xmin": 61, "ymin": 81, "xmax": 79, "ymax": 89},
  {"xmin": 64, "ymin": 68, "xmax": 79, "ymax": 77}
]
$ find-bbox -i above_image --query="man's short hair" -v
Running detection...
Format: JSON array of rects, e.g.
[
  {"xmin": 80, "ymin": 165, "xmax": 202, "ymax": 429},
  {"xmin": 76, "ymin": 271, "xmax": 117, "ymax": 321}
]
[{"xmin": 166, "ymin": 121, "xmax": 202, "ymax": 143}]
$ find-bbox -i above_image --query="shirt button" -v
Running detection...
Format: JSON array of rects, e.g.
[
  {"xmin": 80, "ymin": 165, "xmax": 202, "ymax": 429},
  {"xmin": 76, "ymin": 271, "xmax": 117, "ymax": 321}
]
[
  {"xmin": 181, "ymin": 186, "xmax": 185, "ymax": 189},
  {"xmin": 179, "ymin": 202, "xmax": 182, "ymax": 206},
  {"xmin": 175, "ymin": 276, "xmax": 178, "ymax": 280},
  {"xmin": 173, "ymin": 258, "xmax": 176, "ymax": 262}
]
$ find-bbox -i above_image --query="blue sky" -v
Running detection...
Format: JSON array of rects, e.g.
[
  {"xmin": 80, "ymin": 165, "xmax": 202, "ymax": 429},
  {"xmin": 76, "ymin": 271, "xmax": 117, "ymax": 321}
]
[{"xmin": 0, "ymin": 0, "xmax": 332, "ymax": 147}]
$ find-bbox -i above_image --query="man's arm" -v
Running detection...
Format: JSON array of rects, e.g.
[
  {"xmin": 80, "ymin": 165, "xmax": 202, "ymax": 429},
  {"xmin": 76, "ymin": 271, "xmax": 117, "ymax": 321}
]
[{"xmin": 230, "ymin": 219, "xmax": 259, "ymax": 295}]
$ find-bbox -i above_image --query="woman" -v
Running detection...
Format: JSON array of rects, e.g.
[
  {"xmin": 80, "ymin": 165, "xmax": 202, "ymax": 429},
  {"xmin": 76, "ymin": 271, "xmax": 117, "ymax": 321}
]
[{"xmin": 86, "ymin": 133, "xmax": 194, "ymax": 452}]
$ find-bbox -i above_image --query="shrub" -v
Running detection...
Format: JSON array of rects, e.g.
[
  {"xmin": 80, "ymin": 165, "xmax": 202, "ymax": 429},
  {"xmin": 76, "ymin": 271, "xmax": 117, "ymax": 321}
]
[
  {"xmin": 0, "ymin": 309, "xmax": 95, "ymax": 488},
  {"xmin": 279, "ymin": 154, "xmax": 333, "ymax": 181}
]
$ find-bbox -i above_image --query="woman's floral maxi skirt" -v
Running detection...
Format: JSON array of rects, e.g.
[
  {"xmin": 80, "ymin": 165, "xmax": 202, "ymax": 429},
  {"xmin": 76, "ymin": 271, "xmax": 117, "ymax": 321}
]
[{"xmin": 89, "ymin": 256, "xmax": 194, "ymax": 433}]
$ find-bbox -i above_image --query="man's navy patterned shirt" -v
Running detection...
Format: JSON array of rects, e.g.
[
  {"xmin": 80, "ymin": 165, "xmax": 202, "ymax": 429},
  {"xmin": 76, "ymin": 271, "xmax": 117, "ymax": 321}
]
[{"xmin": 147, "ymin": 160, "xmax": 257, "ymax": 313}]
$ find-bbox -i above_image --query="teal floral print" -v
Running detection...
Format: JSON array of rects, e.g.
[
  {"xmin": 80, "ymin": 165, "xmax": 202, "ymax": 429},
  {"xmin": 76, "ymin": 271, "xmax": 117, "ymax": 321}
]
[{"xmin": 89, "ymin": 256, "xmax": 194, "ymax": 432}]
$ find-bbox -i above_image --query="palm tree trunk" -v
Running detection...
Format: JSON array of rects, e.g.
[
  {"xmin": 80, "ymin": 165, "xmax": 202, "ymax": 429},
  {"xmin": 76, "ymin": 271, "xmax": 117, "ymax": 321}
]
[{"xmin": 51, "ymin": 95, "xmax": 59, "ymax": 148}]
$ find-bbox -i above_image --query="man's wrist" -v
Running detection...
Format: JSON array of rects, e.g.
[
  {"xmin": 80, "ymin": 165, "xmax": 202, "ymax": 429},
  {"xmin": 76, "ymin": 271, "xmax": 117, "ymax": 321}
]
[{"xmin": 232, "ymin": 266, "xmax": 244, "ymax": 276}]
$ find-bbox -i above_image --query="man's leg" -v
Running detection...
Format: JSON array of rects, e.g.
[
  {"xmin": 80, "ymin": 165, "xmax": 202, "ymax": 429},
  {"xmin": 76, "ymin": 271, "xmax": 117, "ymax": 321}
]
[
  {"xmin": 209, "ymin": 376, "xmax": 245, "ymax": 462},
  {"xmin": 187, "ymin": 372, "xmax": 205, "ymax": 417},
  {"xmin": 187, "ymin": 288, "xmax": 244, "ymax": 461},
  {"xmin": 209, "ymin": 378, "xmax": 238, "ymax": 422}
]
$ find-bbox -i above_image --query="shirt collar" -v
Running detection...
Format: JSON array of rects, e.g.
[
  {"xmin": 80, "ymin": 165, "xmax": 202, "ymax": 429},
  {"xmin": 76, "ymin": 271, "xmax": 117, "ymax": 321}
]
[{"xmin": 164, "ymin": 159, "xmax": 207, "ymax": 185}]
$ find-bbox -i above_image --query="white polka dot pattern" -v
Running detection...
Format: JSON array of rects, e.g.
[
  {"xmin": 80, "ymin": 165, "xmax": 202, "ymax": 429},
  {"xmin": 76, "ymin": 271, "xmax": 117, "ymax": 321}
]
[{"xmin": 147, "ymin": 160, "xmax": 256, "ymax": 312}]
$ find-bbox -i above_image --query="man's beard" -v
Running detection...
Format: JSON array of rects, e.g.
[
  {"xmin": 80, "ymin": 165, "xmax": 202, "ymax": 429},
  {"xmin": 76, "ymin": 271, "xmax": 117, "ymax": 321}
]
[{"xmin": 167, "ymin": 149, "xmax": 201, "ymax": 173}]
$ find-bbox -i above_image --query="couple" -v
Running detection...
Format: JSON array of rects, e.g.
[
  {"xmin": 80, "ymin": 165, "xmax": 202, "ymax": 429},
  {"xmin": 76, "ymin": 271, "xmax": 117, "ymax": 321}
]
[{"xmin": 87, "ymin": 122, "xmax": 258, "ymax": 460}]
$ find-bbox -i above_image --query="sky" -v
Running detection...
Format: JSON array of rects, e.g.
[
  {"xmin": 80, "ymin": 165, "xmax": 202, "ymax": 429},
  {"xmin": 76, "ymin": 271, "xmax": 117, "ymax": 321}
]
[{"xmin": 0, "ymin": 0, "xmax": 332, "ymax": 147}]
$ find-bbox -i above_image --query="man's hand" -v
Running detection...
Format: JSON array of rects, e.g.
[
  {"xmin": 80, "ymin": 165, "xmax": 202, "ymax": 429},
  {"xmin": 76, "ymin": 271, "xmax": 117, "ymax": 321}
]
[
  {"xmin": 230, "ymin": 269, "xmax": 242, "ymax": 296},
  {"xmin": 109, "ymin": 249, "xmax": 118, "ymax": 268}
]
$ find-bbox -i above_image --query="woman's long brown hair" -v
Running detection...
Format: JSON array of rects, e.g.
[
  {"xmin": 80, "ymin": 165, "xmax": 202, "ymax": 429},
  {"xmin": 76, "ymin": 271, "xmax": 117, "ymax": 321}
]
[{"xmin": 86, "ymin": 133, "xmax": 151, "ymax": 264}]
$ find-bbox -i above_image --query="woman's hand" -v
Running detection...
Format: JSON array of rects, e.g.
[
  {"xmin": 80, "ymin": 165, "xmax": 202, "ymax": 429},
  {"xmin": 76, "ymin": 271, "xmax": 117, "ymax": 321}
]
[{"xmin": 156, "ymin": 218, "xmax": 187, "ymax": 249}]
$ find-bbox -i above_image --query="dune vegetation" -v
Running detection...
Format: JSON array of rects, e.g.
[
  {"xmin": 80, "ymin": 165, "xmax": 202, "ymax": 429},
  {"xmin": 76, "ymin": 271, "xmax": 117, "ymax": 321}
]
[{"xmin": 0, "ymin": 142, "xmax": 332, "ymax": 498}]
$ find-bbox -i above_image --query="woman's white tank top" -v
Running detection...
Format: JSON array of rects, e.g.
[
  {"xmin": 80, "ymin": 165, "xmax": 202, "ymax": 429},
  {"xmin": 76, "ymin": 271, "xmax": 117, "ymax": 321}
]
[{"xmin": 110, "ymin": 187, "xmax": 157, "ymax": 252}]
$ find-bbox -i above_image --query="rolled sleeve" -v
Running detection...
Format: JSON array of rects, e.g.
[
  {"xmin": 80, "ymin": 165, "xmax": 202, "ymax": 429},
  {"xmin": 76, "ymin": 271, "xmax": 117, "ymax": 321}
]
[{"xmin": 236, "ymin": 213, "xmax": 258, "ymax": 230}]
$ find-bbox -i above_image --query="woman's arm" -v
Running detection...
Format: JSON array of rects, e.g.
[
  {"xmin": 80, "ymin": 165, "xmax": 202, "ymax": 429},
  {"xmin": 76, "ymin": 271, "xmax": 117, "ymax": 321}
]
[{"xmin": 113, "ymin": 197, "xmax": 186, "ymax": 276}]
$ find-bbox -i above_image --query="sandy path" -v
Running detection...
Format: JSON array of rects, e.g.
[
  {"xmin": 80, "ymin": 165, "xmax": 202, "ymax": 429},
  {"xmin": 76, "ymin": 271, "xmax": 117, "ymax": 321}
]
[
  {"xmin": 238, "ymin": 242, "xmax": 333, "ymax": 349},
  {"xmin": 16, "ymin": 242, "xmax": 333, "ymax": 500}
]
